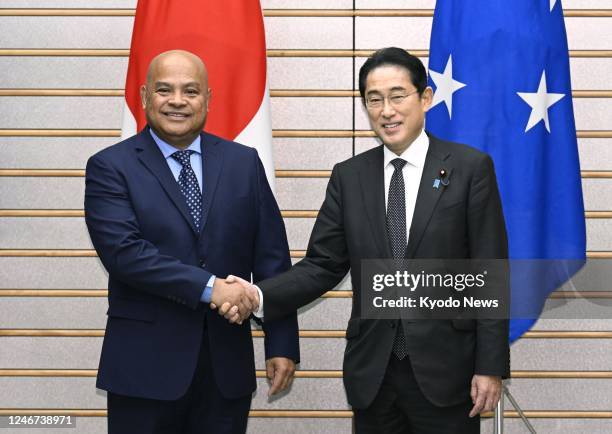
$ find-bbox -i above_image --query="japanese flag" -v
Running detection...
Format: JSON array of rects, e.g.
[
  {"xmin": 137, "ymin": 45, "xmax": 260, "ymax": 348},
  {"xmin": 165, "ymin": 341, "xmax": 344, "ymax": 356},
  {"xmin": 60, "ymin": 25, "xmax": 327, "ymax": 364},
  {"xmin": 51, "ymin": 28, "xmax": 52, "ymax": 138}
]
[{"xmin": 121, "ymin": 0, "xmax": 276, "ymax": 189}]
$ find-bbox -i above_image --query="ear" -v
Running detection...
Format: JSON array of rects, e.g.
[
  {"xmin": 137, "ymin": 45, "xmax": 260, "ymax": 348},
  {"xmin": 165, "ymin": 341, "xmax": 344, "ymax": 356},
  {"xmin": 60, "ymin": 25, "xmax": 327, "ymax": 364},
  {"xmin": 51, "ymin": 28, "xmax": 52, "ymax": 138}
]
[
  {"xmin": 140, "ymin": 85, "xmax": 148, "ymax": 109},
  {"xmin": 205, "ymin": 88, "xmax": 212, "ymax": 112},
  {"xmin": 421, "ymin": 86, "xmax": 434, "ymax": 113}
]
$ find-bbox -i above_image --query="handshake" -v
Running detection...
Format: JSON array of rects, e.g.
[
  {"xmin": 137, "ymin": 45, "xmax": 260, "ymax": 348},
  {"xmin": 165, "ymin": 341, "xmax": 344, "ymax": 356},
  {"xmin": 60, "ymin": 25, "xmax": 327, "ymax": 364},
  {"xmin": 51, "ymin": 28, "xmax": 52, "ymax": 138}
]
[{"xmin": 209, "ymin": 275, "xmax": 260, "ymax": 324}]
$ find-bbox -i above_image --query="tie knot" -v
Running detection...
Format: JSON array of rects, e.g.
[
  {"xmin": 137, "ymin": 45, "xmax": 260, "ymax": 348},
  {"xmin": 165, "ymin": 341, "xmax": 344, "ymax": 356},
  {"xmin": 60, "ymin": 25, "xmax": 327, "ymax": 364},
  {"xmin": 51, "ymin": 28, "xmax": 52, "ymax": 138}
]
[
  {"xmin": 171, "ymin": 150, "xmax": 195, "ymax": 166},
  {"xmin": 390, "ymin": 158, "xmax": 407, "ymax": 171}
]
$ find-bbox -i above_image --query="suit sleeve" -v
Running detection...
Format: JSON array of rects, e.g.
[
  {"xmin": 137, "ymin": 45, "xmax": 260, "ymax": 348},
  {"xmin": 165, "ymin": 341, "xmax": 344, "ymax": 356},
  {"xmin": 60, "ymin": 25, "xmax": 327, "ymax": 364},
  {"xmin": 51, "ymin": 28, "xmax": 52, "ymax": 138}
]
[
  {"xmin": 467, "ymin": 154, "xmax": 510, "ymax": 377},
  {"xmin": 84, "ymin": 153, "xmax": 211, "ymax": 309},
  {"xmin": 250, "ymin": 151, "xmax": 300, "ymax": 362},
  {"xmin": 259, "ymin": 163, "xmax": 351, "ymax": 321}
]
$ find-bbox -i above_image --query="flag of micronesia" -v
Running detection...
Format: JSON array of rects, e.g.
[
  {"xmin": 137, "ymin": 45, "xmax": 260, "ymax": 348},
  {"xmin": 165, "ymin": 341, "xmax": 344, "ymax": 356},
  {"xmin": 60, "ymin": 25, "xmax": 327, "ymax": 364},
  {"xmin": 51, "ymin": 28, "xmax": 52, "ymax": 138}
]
[{"xmin": 426, "ymin": 0, "xmax": 586, "ymax": 342}]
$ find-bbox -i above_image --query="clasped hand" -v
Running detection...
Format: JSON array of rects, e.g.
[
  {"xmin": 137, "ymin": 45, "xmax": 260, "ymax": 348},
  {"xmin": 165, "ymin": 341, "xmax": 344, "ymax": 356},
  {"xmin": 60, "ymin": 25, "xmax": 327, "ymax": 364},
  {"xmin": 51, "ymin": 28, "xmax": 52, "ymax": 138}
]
[{"xmin": 210, "ymin": 275, "xmax": 258, "ymax": 324}]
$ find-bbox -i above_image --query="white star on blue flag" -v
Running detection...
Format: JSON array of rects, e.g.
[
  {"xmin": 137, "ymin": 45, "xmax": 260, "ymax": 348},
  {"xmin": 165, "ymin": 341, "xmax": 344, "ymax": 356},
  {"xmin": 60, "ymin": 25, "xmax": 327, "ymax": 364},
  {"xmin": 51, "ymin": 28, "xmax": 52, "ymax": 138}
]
[{"xmin": 427, "ymin": 0, "xmax": 586, "ymax": 342}]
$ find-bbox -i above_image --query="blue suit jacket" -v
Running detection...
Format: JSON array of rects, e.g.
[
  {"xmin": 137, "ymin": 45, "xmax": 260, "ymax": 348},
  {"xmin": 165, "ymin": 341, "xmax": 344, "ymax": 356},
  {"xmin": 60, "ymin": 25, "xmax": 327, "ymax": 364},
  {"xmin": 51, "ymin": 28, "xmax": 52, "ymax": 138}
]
[{"xmin": 85, "ymin": 128, "xmax": 299, "ymax": 400}]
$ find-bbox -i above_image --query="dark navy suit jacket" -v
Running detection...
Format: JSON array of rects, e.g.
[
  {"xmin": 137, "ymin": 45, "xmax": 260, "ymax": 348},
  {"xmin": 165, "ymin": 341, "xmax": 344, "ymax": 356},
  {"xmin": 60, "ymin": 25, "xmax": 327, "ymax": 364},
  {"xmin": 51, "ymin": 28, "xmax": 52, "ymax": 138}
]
[{"xmin": 85, "ymin": 127, "xmax": 299, "ymax": 400}]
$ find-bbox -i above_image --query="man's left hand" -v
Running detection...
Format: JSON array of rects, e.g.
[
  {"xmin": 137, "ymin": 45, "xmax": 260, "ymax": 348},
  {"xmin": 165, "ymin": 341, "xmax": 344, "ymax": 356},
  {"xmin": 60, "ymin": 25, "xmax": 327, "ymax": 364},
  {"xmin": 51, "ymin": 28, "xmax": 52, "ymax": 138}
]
[
  {"xmin": 469, "ymin": 375, "xmax": 502, "ymax": 417},
  {"xmin": 266, "ymin": 357, "xmax": 296, "ymax": 397}
]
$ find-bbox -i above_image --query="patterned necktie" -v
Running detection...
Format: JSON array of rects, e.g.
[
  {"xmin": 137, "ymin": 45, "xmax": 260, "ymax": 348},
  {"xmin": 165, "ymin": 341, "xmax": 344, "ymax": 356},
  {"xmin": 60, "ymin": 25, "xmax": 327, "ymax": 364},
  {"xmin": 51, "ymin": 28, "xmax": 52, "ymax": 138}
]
[
  {"xmin": 171, "ymin": 150, "xmax": 202, "ymax": 231},
  {"xmin": 387, "ymin": 158, "xmax": 409, "ymax": 360}
]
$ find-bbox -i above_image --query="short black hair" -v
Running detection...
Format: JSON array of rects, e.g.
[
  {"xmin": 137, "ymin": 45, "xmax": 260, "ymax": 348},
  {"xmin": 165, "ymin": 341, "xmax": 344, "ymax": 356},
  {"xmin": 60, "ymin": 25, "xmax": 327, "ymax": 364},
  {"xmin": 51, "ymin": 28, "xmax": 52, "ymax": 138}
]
[{"xmin": 358, "ymin": 47, "xmax": 428, "ymax": 102}]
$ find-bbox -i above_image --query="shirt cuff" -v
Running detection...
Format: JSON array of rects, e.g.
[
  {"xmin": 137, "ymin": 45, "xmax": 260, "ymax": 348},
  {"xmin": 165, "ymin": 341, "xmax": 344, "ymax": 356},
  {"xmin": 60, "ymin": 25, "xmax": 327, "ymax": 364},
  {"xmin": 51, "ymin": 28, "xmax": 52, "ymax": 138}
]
[
  {"xmin": 253, "ymin": 284, "xmax": 264, "ymax": 318},
  {"xmin": 201, "ymin": 275, "xmax": 216, "ymax": 303}
]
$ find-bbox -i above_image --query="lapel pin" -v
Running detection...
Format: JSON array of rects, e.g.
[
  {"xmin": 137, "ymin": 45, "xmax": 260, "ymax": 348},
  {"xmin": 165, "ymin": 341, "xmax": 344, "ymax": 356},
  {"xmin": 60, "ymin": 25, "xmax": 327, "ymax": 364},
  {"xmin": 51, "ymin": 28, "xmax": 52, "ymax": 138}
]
[
  {"xmin": 440, "ymin": 168, "xmax": 450, "ymax": 186},
  {"xmin": 433, "ymin": 169, "xmax": 450, "ymax": 189}
]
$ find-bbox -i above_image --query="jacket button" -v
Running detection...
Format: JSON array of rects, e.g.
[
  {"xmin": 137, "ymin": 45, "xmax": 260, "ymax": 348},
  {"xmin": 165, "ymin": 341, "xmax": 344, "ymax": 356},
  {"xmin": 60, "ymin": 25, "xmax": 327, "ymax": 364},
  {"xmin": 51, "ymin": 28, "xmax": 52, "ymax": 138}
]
[
  {"xmin": 199, "ymin": 260, "xmax": 206, "ymax": 267},
  {"xmin": 390, "ymin": 321, "xmax": 396, "ymax": 329}
]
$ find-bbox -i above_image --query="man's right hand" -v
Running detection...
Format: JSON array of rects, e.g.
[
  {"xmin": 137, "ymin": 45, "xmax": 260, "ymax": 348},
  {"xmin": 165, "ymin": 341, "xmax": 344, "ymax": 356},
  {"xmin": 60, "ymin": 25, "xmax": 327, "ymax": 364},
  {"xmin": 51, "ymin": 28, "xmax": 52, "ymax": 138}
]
[
  {"xmin": 210, "ymin": 278, "xmax": 258, "ymax": 324},
  {"xmin": 210, "ymin": 275, "xmax": 260, "ymax": 324}
]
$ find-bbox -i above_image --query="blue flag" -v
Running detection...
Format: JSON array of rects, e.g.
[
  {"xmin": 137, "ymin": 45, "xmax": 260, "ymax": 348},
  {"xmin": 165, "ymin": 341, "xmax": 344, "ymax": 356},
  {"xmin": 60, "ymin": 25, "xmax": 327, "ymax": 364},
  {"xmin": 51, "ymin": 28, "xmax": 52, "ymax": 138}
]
[{"xmin": 426, "ymin": 0, "xmax": 586, "ymax": 342}]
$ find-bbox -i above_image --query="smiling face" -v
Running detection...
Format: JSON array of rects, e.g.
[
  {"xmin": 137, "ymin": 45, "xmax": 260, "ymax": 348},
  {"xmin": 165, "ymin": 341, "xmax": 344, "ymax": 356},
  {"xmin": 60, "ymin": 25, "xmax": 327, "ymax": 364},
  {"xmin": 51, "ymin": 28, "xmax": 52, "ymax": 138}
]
[
  {"xmin": 364, "ymin": 65, "xmax": 433, "ymax": 155},
  {"xmin": 140, "ymin": 51, "xmax": 211, "ymax": 149}
]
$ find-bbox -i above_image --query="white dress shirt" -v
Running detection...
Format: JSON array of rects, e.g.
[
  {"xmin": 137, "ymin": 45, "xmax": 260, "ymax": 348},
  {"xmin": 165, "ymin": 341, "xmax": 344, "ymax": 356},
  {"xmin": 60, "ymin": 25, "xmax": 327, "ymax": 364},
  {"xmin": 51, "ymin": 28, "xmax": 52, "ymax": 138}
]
[{"xmin": 383, "ymin": 129, "xmax": 429, "ymax": 244}]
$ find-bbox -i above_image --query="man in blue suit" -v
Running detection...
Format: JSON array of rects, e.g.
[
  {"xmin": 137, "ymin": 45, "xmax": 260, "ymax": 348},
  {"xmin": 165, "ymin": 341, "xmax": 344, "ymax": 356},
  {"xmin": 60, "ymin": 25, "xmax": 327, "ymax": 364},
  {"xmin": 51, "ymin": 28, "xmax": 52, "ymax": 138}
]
[{"xmin": 84, "ymin": 50, "xmax": 299, "ymax": 434}]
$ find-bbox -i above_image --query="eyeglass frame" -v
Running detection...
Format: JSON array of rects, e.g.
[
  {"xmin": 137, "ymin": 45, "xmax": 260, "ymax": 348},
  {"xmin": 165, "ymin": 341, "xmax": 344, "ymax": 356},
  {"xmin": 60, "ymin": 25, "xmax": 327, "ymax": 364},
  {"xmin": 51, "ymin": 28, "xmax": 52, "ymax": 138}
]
[{"xmin": 364, "ymin": 89, "xmax": 421, "ymax": 110}]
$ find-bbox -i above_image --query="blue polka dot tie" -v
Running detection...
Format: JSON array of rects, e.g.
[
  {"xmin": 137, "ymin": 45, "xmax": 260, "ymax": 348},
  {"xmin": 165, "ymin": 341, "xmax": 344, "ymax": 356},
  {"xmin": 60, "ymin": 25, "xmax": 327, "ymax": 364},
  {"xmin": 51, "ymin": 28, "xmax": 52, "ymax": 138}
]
[
  {"xmin": 171, "ymin": 150, "xmax": 202, "ymax": 231},
  {"xmin": 387, "ymin": 158, "xmax": 409, "ymax": 360}
]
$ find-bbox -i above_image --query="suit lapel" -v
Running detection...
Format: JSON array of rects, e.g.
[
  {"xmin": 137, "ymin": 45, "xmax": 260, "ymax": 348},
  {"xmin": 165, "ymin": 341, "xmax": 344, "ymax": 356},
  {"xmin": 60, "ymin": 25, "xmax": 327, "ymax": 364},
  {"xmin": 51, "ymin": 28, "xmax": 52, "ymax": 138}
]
[
  {"xmin": 199, "ymin": 132, "xmax": 223, "ymax": 235},
  {"xmin": 359, "ymin": 145, "xmax": 393, "ymax": 258},
  {"xmin": 136, "ymin": 128, "xmax": 198, "ymax": 235},
  {"xmin": 405, "ymin": 136, "xmax": 452, "ymax": 258}
]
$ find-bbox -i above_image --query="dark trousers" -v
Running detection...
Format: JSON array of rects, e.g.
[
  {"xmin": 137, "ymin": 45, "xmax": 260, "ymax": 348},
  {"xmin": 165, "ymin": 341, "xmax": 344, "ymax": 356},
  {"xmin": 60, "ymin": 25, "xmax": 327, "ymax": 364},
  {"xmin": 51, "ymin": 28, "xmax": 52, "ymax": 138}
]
[
  {"xmin": 353, "ymin": 356, "xmax": 479, "ymax": 434},
  {"xmin": 107, "ymin": 330, "xmax": 252, "ymax": 434}
]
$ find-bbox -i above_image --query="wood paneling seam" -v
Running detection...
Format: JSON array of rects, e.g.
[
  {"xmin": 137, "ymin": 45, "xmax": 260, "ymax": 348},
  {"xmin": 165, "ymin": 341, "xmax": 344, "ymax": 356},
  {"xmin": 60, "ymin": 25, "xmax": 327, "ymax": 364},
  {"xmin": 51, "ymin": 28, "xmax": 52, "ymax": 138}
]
[
  {"xmin": 1, "ymin": 9, "xmax": 612, "ymax": 17},
  {"xmin": 2, "ymin": 49, "xmax": 612, "ymax": 58}
]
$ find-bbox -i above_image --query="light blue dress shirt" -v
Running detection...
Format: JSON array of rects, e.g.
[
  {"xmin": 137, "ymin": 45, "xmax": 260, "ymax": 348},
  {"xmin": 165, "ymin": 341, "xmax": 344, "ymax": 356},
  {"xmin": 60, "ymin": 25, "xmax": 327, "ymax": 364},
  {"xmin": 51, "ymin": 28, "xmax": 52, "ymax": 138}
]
[{"xmin": 149, "ymin": 129, "xmax": 215, "ymax": 303}]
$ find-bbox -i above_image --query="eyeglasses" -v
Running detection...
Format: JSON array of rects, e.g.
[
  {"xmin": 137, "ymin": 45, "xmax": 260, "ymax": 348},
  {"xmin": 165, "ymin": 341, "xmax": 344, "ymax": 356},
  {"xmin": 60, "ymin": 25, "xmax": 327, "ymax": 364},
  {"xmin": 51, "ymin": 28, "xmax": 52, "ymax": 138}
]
[{"xmin": 365, "ymin": 90, "xmax": 419, "ymax": 110}]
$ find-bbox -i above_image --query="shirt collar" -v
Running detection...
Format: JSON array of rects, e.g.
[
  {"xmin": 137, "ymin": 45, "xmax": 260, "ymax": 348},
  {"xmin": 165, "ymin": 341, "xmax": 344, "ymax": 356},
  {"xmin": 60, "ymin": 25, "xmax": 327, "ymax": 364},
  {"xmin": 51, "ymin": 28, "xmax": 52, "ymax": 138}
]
[
  {"xmin": 149, "ymin": 128, "xmax": 202, "ymax": 159},
  {"xmin": 383, "ymin": 129, "xmax": 429, "ymax": 169}
]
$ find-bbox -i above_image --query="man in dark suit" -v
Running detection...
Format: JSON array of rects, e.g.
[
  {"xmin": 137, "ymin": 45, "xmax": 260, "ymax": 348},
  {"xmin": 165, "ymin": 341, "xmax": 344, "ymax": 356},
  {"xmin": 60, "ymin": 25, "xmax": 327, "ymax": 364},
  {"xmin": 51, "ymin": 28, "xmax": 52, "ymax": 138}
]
[
  {"xmin": 84, "ymin": 50, "xmax": 299, "ymax": 434},
  {"xmin": 222, "ymin": 47, "xmax": 509, "ymax": 433}
]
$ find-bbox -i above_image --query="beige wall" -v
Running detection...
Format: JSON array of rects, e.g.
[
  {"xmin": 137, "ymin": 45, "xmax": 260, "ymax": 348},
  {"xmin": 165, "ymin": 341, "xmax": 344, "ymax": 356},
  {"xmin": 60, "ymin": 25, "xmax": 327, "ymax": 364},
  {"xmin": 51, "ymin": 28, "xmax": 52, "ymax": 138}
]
[{"xmin": 1, "ymin": 1, "xmax": 611, "ymax": 432}]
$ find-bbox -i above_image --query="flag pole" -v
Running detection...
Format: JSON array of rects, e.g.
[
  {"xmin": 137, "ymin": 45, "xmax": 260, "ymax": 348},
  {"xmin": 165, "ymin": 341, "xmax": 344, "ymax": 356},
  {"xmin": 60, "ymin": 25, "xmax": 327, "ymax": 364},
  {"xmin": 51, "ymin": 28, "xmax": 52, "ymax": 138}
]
[
  {"xmin": 494, "ymin": 382, "xmax": 537, "ymax": 433},
  {"xmin": 493, "ymin": 383, "xmax": 504, "ymax": 434}
]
